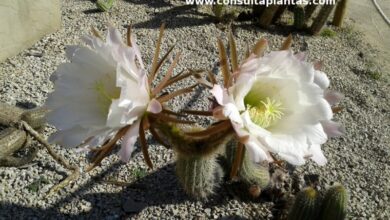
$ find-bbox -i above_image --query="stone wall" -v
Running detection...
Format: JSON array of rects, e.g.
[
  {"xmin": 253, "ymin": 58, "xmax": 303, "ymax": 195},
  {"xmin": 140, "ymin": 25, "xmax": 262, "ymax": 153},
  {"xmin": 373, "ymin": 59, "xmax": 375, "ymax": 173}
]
[{"xmin": 0, "ymin": 0, "xmax": 61, "ymax": 62}]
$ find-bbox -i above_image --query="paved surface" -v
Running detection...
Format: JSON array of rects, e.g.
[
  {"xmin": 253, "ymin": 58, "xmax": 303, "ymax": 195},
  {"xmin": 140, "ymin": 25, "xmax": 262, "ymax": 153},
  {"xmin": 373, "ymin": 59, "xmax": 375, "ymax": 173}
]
[{"xmin": 348, "ymin": 0, "xmax": 390, "ymax": 78}]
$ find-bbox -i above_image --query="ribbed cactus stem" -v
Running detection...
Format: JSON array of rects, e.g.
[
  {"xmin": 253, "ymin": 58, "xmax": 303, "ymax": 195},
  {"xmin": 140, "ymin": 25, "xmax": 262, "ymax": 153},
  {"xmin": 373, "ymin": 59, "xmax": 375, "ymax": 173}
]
[
  {"xmin": 288, "ymin": 187, "xmax": 320, "ymax": 220},
  {"xmin": 175, "ymin": 152, "xmax": 223, "ymax": 199},
  {"xmin": 259, "ymin": 5, "xmax": 279, "ymax": 28},
  {"xmin": 294, "ymin": 5, "xmax": 306, "ymax": 29},
  {"xmin": 96, "ymin": 0, "xmax": 115, "ymax": 12},
  {"xmin": 310, "ymin": 4, "xmax": 337, "ymax": 35},
  {"xmin": 320, "ymin": 184, "xmax": 348, "ymax": 220},
  {"xmin": 154, "ymin": 122, "xmax": 233, "ymax": 157},
  {"xmin": 225, "ymin": 140, "xmax": 270, "ymax": 189},
  {"xmin": 332, "ymin": 0, "xmax": 349, "ymax": 27}
]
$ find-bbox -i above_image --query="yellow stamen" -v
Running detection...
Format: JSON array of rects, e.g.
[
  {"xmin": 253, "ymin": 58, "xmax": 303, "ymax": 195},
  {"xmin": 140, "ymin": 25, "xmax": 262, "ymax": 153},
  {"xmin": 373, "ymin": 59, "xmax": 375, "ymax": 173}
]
[{"xmin": 247, "ymin": 97, "xmax": 284, "ymax": 128}]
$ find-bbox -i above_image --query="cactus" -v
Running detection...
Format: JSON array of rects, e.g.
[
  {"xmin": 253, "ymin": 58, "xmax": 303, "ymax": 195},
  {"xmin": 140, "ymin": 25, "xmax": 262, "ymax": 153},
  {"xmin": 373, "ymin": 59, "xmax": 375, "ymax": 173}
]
[
  {"xmin": 225, "ymin": 140, "xmax": 270, "ymax": 189},
  {"xmin": 259, "ymin": 5, "xmax": 279, "ymax": 28},
  {"xmin": 320, "ymin": 184, "xmax": 348, "ymax": 220},
  {"xmin": 332, "ymin": 0, "xmax": 349, "ymax": 27},
  {"xmin": 212, "ymin": 3, "xmax": 224, "ymax": 20},
  {"xmin": 153, "ymin": 122, "xmax": 232, "ymax": 199},
  {"xmin": 305, "ymin": 1, "xmax": 318, "ymax": 22},
  {"xmin": 155, "ymin": 122, "xmax": 232, "ymax": 157},
  {"xmin": 272, "ymin": 6, "xmax": 287, "ymax": 23},
  {"xmin": 175, "ymin": 152, "xmax": 223, "ymax": 199},
  {"xmin": 96, "ymin": 0, "xmax": 115, "ymax": 12},
  {"xmin": 288, "ymin": 187, "xmax": 320, "ymax": 220},
  {"xmin": 310, "ymin": 4, "xmax": 337, "ymax": 35},
  {"xmin": 294, "ymin": 5, "xmax": 306, "ymax": 29},
  {"xmin": 22, "ymin": 108, "xmax": 49, "ymax": 130}
]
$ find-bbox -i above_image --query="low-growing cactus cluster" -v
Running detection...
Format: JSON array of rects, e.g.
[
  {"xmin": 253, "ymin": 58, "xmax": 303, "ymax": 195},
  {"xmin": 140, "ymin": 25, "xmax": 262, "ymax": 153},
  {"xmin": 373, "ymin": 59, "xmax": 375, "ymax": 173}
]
[
  {"xmin": 288, "ymin": 184, "xmax": 348, "ymax": 220},
  {"xmin": 211, "ymin": 0, "xmax": 349, "ymax": 35}
]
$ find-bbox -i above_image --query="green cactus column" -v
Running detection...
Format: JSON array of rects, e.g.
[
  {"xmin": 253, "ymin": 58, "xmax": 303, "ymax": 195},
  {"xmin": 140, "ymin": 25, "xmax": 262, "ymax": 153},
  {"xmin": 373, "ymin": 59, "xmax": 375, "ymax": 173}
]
[
  {"xmin": 320, "ymin": 184, "xmax": 348, "ymax": 220},
  {"xmin": 310, "ymin": 3, "xmax": 337, "ymax": 35},
  {"xmin": 288, "ymin": 187, "xmax": 320, "ymax": 220},
  {"xmin": 225, "ymin": 140, "xmax": 270, "ymax": 189},
  {"xmin": 294, "ymin": 5, "xmax": 306, "ymax": 29},
  {"xmin": 175, "ymin": 153, "xmax": 223, "ymax": 199},
  {"xmin": 332, "ymin": 0, "xmax": 349, "ymax": 27}
]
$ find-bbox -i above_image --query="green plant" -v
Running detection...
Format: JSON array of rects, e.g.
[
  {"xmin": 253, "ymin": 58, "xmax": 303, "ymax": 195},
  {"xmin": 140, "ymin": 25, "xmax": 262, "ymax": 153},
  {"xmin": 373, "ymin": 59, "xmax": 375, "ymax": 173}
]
[
  {"xmin": 225, "ymin": 140, "xmax": 270, "ymax": 189},
  {"xmin": 320, "ymin": 184, "xmax": 348, "ymax": 220},
  {"xmin": 368, "ymin": 71, "xmax": 382, "ymax": 80},
  {"xmin": 175, "ymin": 153, "xmax": 223, "ymax": 199},
  {"xmin": 154, "ymin": 122, "xmax": 232, "ymax": 199},
  {"xmin": 96, "ymin": 0, "xmax": 115, "ymax": 12},
  {"xmin": 332, "ymin": 0, "xmax": 349, "ymax": 27},
  {"xmin": 212, "ymin": 4, "xmax": 224, "ymax": 19},
  {"xmin": 288, "ymin": 184, "xmax": 349, "ymax": 220},
  {"xmin": 320, "ymin": 28, "xmax": 337, "ymax": 37},
  {"xmin": 132, "ymin": 167, "xmax": 147, "ymax": 179},
  {"xmin": 294, "ymin": 5, "xmax": 306, "ymax": 29},
  {"xmin": 310, "ymin": 4, "xmax": 337, "ymax": 35},
  {"xmin": 288, "ymin": 187, "xmax": 320, "ymax": 220},
  {"xmin": 26, "ymin": 176, "xmax": 50, "ymax": 193}
]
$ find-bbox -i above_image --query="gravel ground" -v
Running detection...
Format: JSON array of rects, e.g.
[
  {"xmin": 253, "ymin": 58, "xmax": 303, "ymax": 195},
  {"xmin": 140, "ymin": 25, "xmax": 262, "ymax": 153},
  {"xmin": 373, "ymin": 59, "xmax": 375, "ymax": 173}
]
[{"xmin": 0, "ymin": 1, "xmax": 389, "ymax": 219}]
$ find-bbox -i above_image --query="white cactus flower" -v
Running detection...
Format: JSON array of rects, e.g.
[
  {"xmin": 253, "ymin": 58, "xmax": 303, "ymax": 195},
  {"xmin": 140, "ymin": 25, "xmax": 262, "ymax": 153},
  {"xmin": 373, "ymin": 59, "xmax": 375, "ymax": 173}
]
[
  {"xmin": 211, "ymin": 50, "xmax": 343, "ymax": 166},
  {"xmin": 45, "ymin": 26, "xmax": 161, "ymax": 162}
]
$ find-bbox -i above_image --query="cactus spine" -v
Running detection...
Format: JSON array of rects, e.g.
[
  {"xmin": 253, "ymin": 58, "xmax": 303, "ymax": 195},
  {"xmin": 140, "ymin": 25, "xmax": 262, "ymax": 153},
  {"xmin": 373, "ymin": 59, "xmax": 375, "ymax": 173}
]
[
  {"xmin": 310, "ymin": 4, "xmax": 337, "ymax": 35},
  {"xmin": 332, "ymin": 0, "xmax": 349, "ymax": 27},
  {"xmin": 175, "ymin": 152, "xmax": 223, "ymax": 199},
  {"xmin": 288, "ymin": 187, "xmax": 320, "ymax": 220},
  {"xmin": 320, "ymin": 184, "xmax": 348, "ymax": 220},
  {"xmin": 96, "ymin": 0, "xmax": 115, "ymax": 12},
  {"xmin": 294, "ymin": 5, "xmax": 306, "ymax": 29}
]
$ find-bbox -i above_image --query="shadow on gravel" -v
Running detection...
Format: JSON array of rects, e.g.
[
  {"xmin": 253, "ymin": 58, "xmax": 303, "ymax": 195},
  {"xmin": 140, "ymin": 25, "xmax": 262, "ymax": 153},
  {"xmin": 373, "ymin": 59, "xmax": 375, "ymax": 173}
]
[
  {"xmin": 130, "ymin": 4, "xmax": 215, "ymax": 29},
  {"xmin": 0, "ymin": 161, "xmax": 232, "ymax": 219}
]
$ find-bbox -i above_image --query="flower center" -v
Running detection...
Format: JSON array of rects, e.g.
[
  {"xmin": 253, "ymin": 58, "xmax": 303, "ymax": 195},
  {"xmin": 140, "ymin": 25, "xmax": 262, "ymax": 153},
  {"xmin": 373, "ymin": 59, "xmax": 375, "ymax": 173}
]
[
  {"xmin": 93, "ymin": 75, "xmax": 121, "ymax": 114},
  {"xmin": 247, "ymin": 97, "xmax": 284, "ymax": 128}
]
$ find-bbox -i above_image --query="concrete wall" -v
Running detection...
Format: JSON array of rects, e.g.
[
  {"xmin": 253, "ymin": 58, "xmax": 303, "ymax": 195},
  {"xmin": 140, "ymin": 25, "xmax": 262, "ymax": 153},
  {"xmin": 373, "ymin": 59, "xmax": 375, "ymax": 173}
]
[{"xmin": 0, "ymin": 0, "xmax": 61, "ymax": 62}]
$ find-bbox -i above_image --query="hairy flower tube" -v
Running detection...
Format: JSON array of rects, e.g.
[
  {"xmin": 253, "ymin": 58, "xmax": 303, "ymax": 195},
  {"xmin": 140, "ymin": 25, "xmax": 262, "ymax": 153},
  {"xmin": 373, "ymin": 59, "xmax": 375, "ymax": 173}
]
[
  {"xmin": 46, "ymin": 24, "xmax": 196, "ymax": 170},
  {"xmin": 210, "ymin": 35, "xmax": 343, "ymax": 167}
]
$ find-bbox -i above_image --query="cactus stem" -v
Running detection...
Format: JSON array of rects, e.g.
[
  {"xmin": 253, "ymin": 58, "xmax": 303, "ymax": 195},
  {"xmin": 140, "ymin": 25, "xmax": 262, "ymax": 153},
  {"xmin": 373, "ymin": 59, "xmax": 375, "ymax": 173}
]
[
  {"xmin": 230, "ymin": 142, "xmax": 245, "ymax": 179},
  {"xmin": 332, "ymin": 0, "xmax": 349, "ymax": 27}
]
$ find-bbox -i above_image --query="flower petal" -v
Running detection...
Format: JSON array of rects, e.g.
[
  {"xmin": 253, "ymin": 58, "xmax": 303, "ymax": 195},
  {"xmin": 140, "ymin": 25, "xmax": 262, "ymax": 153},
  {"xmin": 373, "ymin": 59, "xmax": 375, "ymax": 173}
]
[
  {"xmin": 321, "ymin": 120, "xmax": 344, "ymax": 137},
  {"xmin": 119, "ymin": 120, "xmax": 141, "ymax": 162},
  {"xmin": 314, "ymin": 70, "xmax": 330, "ymax": 89},
  {"xmin": 309, "ymin": 144, "xmax": 327, "ymax": 165},
  {"xmin": 245, "ymin": 137, "xmax": 273, "ymax": 163},
  {"xmin": 324, "ymin": 90, "xmax": 343, "ymax": 106},
  {"xmin": 211, "ymin": 84, "xmax": 228, "ymax": 105}
]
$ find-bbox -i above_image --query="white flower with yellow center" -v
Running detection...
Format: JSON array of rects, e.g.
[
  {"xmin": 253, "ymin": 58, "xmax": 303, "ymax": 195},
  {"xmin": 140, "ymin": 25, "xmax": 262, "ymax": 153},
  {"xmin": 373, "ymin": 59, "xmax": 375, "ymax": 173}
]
[
  {"xmin": 45, "ymin": 26, "xmax": 162, "ymax": 162},
  {"xmin": 211, "ymin": 50, "xmax": 343, "ymax": 166}
]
